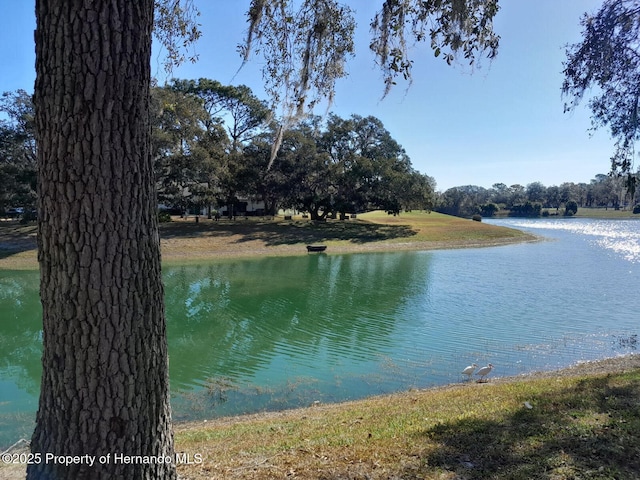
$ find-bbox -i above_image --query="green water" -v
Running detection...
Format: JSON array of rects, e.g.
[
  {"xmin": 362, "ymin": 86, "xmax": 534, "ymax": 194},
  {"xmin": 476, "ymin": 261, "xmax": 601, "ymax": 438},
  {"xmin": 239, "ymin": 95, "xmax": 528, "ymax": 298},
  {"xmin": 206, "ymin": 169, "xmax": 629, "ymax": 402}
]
[
  {"xmin": 0, "ymin": 252, "xmax": 432, "ymax": 444},
  {"xmin": 163, "ymin": 252, "xmax": 432, "ymax": 420},
  {"xmin": 2, "ymin": 218, "xmax": 639, "ymax": 448}
]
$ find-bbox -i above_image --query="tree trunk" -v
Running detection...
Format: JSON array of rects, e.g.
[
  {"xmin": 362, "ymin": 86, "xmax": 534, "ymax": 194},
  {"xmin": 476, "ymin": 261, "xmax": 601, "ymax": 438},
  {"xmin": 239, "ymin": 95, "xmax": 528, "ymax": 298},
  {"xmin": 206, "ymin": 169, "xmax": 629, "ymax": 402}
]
[{"xmin": 28, "ymin": 1, "xmax": 176, "ymax": 479}]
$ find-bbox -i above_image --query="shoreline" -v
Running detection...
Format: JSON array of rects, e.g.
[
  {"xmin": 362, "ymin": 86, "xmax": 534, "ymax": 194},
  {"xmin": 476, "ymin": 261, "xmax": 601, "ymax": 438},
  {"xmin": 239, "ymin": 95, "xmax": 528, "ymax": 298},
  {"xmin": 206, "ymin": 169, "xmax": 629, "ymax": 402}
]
[
  {"xmin": 0, "ymin": 216, "xmax": 541, "ymax": 270},
  {"xmin": 173, "ymin": 352, "xmax": 640, "ymax": 432},
  {"xmin": 162, "ymin": 234, "xmax": 542, "ymax": 262},
  {"xmin": 0, "ymin": 235, "xmax": 540, "ymax": 270},
  {"xmin": 3, "ymin": 353, "xmax": 638, "ymax": 448},
  {"xmin": 2, "ymin": 354, "xmax": 637, "ymax": 480}
]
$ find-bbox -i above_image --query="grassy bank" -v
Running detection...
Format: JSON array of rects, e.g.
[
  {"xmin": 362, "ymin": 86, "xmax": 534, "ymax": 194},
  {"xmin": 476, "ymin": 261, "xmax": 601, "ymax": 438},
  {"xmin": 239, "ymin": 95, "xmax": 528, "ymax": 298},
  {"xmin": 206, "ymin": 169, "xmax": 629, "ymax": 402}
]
[
  {"xmin": 2, "ymin": 357, "xmax": 639, "ymax": 479},
  {"xmin": 0, "ymin": 211, "xmax": 536, "ymax": 270},
  {"xmin": 573, "ymin": 207, "xmax": 638, "ymax": 218},
  {"xmin": 173, "ymin": 357, "xmax": 640, "ymax": 479}
]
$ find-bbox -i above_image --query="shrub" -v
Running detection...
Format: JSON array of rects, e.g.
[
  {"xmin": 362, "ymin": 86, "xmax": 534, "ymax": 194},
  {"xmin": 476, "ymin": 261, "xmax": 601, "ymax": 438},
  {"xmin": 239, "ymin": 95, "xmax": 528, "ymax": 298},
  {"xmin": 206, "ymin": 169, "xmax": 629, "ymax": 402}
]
[
  {"xmin": 564, "ymin": 200, "xmax": 578, "ymax": 216},
  {"xmin": 479, "ymin": 203, "xmax": 498, "ymax": 217},
  {"xmin": 158, "ymin": 210, "xmax": 172, "ymax": 222},
  {"xmin": 471, "ymin": 214, "xmax": 482, "ymax": 222},
  {"xmin": 633, "ymin": 204, "xmax": 640, "ymax": 214},
  {"xmin": 509, "ymin": 202, "xmax": 542, "ymax": 217}
]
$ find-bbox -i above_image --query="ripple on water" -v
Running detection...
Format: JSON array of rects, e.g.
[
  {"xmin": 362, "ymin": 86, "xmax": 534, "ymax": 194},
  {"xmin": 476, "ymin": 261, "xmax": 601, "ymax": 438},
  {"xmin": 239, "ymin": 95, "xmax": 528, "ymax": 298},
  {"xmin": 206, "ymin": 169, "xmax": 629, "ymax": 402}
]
[{"xmin": 502, "ymin": 218, "xmax": 640, "ymax": 263}]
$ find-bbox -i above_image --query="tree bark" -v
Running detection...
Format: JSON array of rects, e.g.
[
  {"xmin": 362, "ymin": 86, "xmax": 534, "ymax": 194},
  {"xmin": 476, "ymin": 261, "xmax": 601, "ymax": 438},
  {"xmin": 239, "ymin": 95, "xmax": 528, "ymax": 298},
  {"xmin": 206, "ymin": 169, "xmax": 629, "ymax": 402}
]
[{"xmin": 28, "ymin": 1, "xmax": 176, "ymax": 479}]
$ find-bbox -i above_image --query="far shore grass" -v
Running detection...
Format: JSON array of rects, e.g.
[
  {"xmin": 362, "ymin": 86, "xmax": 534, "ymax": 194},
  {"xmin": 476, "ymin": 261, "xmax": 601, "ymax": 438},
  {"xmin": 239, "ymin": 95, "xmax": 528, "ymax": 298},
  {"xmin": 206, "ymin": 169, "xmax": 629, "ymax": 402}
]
[
  {"xmin": 3, "ymin": 207, "xmax": 637, "ymax": 270},
  {"xmin": 573, "ymin": 206, "xmax": 638, "ymax": 218},
  {"xmin": 0, "ymin": 210, "xmax": 538, "ymax": 270}
]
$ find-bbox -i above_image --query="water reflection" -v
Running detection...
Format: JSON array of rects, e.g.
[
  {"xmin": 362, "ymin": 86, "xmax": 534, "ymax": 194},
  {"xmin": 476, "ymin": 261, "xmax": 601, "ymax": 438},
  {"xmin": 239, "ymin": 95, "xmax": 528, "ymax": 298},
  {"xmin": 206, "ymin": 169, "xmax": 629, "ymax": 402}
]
[
  {"xmin": 497, "ymin": 218, "xmax": 640, "ymax": 263},
  {"xmin": 164, "ymin": 253, "xmax": 431, "ymax": 391},
  {"xmin": 0, "ymin": 272, "xmax": 42, "ymax": 394},
  {"xmin": 0, "ymin": 252, "xmax": 433, "ymax": 443},
  {"xmin": 1, "ymin": 218, "xmax": 639, "ymax": 447},
  {"xmin": 0, "ymin": 270, "xmax": 42, "ymax": 446}
]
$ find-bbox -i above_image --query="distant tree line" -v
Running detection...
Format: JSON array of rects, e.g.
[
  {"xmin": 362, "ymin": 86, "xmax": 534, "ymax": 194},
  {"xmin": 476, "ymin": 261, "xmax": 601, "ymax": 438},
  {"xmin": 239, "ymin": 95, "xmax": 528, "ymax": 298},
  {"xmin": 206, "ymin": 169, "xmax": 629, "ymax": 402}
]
[
  {"xmin": 437, "ymin": 176, "xmax": 639, "ymax": 218},
  {"xmin": 4, "ymin": 83, "xmax": 638, "ymax": 222},
  {"xmin": 1, "ymin": 82, "xmax": 435, "ymax": 221}
]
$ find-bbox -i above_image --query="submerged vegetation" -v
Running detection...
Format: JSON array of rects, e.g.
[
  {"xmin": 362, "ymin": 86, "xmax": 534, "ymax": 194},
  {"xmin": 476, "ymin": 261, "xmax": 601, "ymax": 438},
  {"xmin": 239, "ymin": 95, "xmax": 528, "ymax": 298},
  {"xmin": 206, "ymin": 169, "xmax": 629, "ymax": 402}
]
[{"xmin": 173, "ymin": 359, "xmax": 640, "ymax": 479}]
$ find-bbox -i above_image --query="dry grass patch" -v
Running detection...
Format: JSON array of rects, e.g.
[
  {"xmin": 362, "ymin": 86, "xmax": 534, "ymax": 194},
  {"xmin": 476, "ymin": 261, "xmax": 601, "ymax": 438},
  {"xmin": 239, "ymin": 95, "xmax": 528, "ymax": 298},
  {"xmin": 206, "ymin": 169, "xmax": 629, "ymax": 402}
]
[{"xmin": 0, "ymin": 223, "xmax": 37, "ymax": 269}]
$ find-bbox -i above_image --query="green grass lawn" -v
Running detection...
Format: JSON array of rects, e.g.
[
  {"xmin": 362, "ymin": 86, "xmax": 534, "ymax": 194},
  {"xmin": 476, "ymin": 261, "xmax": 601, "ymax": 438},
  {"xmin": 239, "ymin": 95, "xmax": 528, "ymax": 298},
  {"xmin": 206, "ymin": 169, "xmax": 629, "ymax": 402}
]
[
  {"xmin": 4, "ymin": 365, "xmax": 638, "ymax": 479},
  {"xmin": 0, "ymin": 211, "xmax": 535, "ymax": 269},
  {"xmin": 174, "ymin": 366, "xmax": 640, "ymax": 479},
  {"xmin": 359, "ymin": 210, "xmax": 532, "ymax": 243},
  {"xmin": 573, "ymin": 207, "xmax": 638, "ymax": 218}
]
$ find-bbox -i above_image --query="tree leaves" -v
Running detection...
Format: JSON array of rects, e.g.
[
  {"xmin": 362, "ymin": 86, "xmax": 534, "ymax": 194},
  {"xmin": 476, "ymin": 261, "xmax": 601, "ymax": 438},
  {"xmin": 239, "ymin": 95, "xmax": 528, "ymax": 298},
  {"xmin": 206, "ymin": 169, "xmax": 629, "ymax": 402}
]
[
  {"xmin": 153, "ymin": 0, "xmax": 202, "ymax": 72},
  {"xmin": 370, "ymin": 0, "xmax": 500, "ymax": 97},
  {"xmin": 241, "ymin": 0, "xmax": 356, "ymax": 168},
  {"xmin": 239, "ymin": 1, "xmax": 499, "ymax": 168},
  {"xmin": 562, "ymin": 0, "xmax": 640, "ymax": 183}
]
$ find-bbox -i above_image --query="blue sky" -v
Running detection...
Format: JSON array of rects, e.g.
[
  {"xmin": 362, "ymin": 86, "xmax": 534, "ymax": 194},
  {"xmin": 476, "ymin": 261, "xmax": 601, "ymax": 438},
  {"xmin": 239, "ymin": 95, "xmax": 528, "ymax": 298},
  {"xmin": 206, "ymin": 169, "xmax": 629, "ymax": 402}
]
[{"xmin": 0, "ymin": 1, "xmax": 615, "ymax": 191}]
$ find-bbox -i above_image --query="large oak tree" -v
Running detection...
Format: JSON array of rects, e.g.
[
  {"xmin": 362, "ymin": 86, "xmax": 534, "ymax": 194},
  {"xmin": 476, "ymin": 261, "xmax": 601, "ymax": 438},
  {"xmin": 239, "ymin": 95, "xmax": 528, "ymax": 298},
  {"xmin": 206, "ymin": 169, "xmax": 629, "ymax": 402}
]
[
  {"xmin": 29, "ymin": 1, "xmax": 500, "ymax": 478},
  {"xmin": 29, "ymin": 1, "xmax": 175, "ymax": 478}
]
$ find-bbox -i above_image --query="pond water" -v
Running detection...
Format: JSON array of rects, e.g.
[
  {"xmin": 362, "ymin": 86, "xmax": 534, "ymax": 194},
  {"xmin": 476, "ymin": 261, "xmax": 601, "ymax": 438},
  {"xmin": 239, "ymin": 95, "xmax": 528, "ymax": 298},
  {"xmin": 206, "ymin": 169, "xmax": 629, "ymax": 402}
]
[{"xmin": 1, "ymin": 217, "xmax": 639, "ymax": 448}]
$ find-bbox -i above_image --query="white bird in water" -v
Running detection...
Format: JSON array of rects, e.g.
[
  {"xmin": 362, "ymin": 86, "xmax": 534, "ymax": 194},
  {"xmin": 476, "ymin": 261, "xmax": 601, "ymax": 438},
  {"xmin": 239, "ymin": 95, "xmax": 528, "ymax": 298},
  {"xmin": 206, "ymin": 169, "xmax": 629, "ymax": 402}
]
[
  {"xmin": 461, "ymin": 363, "xmax": 478, "ymax": 380},
  {"xmin": 476, "ymin": 363, "xmax": 493, "ymax": 382}
]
